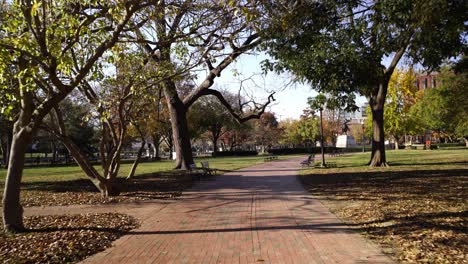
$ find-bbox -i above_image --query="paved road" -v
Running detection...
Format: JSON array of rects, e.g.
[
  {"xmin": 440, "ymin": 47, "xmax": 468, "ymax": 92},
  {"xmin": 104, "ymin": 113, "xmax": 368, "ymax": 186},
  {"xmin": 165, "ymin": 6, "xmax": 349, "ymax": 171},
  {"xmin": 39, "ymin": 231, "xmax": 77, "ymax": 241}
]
[{"xmin": 80, "ymin": 157, "xmax": 393, "ymax": 264}]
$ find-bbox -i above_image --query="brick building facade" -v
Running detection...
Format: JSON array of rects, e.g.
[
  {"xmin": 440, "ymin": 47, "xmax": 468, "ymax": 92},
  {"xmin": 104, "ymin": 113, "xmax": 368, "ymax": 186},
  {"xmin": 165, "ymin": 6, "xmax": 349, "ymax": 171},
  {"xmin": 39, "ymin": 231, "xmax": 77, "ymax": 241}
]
[{"xmin": 415, "ymin": 72, "xmax": 440, "ymax": 91}]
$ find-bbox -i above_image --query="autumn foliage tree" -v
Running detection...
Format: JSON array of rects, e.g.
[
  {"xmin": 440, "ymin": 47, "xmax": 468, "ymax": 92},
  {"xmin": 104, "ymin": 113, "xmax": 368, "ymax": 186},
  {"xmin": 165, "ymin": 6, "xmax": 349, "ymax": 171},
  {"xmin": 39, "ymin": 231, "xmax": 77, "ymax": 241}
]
[
  {"xmin": 383, "ymin": 68, "xmax": 419, "ymax": 148},
  {"xmin": 263, "ymin": 0, "xmax": 466, "ymax": 166},
  {"xmin": 131, "ymin": 1, "xmax": 275, "ymax": 169},
  {"xmin": 0, "ymin": 1, "xmax": 149, "ymax": 232}
]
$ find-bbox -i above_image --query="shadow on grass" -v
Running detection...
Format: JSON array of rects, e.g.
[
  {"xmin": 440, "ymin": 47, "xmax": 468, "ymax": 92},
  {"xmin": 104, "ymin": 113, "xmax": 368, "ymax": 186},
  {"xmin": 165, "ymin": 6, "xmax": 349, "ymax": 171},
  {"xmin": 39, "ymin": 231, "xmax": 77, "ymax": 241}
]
[
  {"xmin": 18, "ymin": 171, "xmax": 194, "ymax": 196},
  {"xmin": 300, "ymin": 167, "xmax": 468, "ymax": 256},
  {"xmin": 300, "ymin": 168, "xmax": 467, "ymax": 200},
  {"xmin": 388, "ymin": 161, "xmax": 468, "ymax": 167},
  {"xmin": 328, "ymin": 159, "xmax": 467, "ymax": 169}
]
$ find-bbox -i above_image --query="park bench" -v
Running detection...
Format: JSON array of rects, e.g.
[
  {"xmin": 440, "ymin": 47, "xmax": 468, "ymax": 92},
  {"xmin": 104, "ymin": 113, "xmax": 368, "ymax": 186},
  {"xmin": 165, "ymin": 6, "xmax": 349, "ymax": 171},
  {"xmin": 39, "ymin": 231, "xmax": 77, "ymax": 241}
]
[
  {"xmin": 200, "ymin": 161, "xmax": 217, "ymax": 176},
  {"xmin": 189, "ymin": 163, "xmax": 206, "ymax": 179},
  {"xmin": 411, "ymin": 144, "xmax": 426, "ymax": 150},
  {"xmin": 264, "ymin": 156, "xmax": 278, "ymax": 162},
  {"xmin": 300, "ymin": 154, "xmax": 315, "ymax": 167}
]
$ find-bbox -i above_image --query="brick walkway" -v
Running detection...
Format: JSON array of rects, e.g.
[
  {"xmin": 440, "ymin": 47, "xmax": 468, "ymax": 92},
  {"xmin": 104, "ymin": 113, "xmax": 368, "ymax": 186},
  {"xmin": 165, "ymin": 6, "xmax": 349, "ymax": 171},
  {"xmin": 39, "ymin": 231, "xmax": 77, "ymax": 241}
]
[{"xmin": 75, "ymin": 157, "xmax": 393, "ymax": 263}]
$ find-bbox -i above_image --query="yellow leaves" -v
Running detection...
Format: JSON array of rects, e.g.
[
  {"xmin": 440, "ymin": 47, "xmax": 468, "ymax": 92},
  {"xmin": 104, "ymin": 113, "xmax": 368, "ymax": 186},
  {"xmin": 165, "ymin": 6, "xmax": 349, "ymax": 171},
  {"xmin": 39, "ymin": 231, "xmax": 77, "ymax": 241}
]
[{"xmin": 30, "ymin": 1, "xmax": 41, "ymax": 16}]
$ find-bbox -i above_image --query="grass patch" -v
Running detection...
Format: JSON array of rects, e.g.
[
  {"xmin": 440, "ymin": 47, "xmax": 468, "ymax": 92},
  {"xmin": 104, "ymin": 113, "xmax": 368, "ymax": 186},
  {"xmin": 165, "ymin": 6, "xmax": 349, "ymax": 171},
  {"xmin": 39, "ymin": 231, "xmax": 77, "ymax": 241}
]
[
  {"xmin": 300, "ymin": 148, "xmax": 468, "ymax": 263},
  {"xmin": 0, "ymin": 155, "xmax": 297, "ymax": 207}
]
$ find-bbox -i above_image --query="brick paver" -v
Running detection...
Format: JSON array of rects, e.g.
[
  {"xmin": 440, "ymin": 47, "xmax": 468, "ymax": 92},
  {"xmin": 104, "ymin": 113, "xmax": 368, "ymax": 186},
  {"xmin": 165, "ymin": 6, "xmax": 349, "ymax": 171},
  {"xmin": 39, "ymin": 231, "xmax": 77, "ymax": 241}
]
[{"xmin": 75, "ymin": 157, "xmax": 393, "ymax": 263}]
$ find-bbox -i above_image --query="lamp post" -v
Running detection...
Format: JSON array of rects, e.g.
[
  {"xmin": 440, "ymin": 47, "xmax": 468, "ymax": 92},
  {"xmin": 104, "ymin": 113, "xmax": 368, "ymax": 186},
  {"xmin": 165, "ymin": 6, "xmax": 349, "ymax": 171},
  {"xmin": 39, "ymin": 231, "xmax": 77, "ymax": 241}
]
[
  {"xmin": 360, "ymin": 119, "xmax": 365, "ymax": 152},
  {"xmin": 308, "ymin": 94, "xmax": 327, "ymax": 168},
  {"xmin": 319, "ymin": 108, "xmax": 325, "ymax": 167}
]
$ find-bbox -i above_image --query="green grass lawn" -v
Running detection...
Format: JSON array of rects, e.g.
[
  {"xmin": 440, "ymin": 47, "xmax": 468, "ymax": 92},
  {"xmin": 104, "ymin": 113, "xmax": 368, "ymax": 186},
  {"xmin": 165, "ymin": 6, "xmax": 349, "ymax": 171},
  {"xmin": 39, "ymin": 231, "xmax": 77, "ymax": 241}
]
[
  {"xmin": 300, "ymin": 148, "xmax": 467, "ymax": 263},
  {"xmin": 0, "ymin": 155, "xmax": 298, "ymax": 184},
  {"xmin": 0, "ymin": 154, "xmax": 300, "ymax": 207},
  {"xmin": 311, "ymin": 148, "xmax": 467, "ymax": 171}
]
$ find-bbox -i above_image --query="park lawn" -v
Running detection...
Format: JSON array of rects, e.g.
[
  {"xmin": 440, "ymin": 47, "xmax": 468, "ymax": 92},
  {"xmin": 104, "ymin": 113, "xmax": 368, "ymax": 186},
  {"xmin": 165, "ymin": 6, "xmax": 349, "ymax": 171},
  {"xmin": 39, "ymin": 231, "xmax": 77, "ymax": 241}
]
[
  {"xmin": 0, "ymin": 155, "xmax": 296, "ymax": 206},
  {"xmin": 300, "ymin": 148, "xmax": 468, "ymax": 263},
  {"xmin": 0, "ymin": 155, "xmax": 294, "ymax": 183}
]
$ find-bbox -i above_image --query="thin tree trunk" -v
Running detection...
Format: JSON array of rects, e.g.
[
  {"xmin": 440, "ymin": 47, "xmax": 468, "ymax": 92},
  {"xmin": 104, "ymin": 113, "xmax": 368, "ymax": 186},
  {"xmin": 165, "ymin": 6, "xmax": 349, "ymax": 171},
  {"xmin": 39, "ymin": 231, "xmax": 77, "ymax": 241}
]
[
  {"xmin": 127, "ymin": 140, "xmax": 145, "ymax": 180},
  {"xmin": 0, "ymin": 134, "xmax": 8, "ymax": 168},
  {"xmin": 155, "ymin": 142, "xmax": 160, "ymax": 158},
  {"xmin": 212, "ymin": 129, "xmax": 220, "ymax": 155},
  {"xmin": 394, "ymin": 136, "xmax": 400, "ymax": 150},
  {"xmin": 163, "ymin": 81, "xmax": 194, "ymax": 169},
  {"xmin": 58, "ymin": 135, "xmax": 107, "ymax": 193},
  {"xmin": 2, "ymin": 128, "xmax": 33, "ymax": 232},
  {"xmin": 1, "ymin": 123, "xmax": 13, "ymax": 168}
]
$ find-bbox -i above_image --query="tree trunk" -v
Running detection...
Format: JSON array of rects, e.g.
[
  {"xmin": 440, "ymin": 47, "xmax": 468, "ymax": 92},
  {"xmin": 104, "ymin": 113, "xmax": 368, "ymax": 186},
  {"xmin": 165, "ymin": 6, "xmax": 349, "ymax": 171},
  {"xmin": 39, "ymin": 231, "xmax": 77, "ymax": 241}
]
[
  {"xmin": 0, "ymin": 134, "xmax": 9, "ymax": 168},
  {"xmin": 213, "ymin": 139, "xmax": 219, "ymax": 154},
  {"xmin": 58, "ymin": 135, "xmax": 108, "ymax": 194},
  {"xmin": 394, "ymin": 136, "xmax": 400, "ymax": 150},
  {"xmin": 367, "ymin": 79, "xmax": 390, "ymax": 167},
  {"xmin": 0, "ymin": 122, "xmax": 13, "ymax": 168},
  {"xmin": 211, "ymin": 130, "xmax": 220, "ymax": 155},
  {"xmin": 163, "ymin": 81, "xmax": 194, "ymax": 169},
  {"xmin": 154, "ymin": 142, "xmax": 160, "ymax": 158},
  {"xmin": 369, "ymin": 107, "xmax": 388, "ymax": 167},
  {"xmin": 2, "ymin": 128, "xmax": 33, "ymax": 232},
  {"xmin": 51, "ymin": 141, "xmax": 57, "ymax": 165},
  {"xmin": 127, "ymin": 140, "xmax": 145, "ymax": 180}
]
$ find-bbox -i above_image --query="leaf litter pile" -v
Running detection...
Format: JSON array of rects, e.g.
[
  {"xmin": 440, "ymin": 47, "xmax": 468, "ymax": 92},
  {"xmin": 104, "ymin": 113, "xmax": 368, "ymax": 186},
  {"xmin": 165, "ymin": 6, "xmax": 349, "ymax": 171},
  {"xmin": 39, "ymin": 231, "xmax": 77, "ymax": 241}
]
[
  {"xmin": 300, "ymin": 168, "xmax": 467, "ymax": 263},
  {"xmin": 0, "ymin": 213, "xmax": 139, "ymax": 263},
  {"xmin": 0, "ymin": 172, "xmax": 194, "ymax": 207}
]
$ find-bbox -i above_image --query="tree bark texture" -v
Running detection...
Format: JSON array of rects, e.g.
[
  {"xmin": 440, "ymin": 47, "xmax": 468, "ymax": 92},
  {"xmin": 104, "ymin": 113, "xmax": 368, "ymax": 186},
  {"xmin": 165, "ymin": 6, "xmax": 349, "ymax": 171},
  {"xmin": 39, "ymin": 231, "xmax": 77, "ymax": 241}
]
[
  {"xmin": 127, "ymin": 140, "xmax": 145, "ymax": 180},
  {"xmin": 369, "ymin": 78, "xmax": 389, "ymax": 167},
  {"xmin": 163, "ymin": 81, "xmax": 194, "ymax": 170},
  {"xmin": 0, "ymin": 130, "xmax": 12, "ymax": 168},
  {"xmin": 2, "ymin": 127, "xmax": 33, "ymax": 232},
  {"xmin": 58, "ymin": 135, "xmax": 108, "ymax": 193}
]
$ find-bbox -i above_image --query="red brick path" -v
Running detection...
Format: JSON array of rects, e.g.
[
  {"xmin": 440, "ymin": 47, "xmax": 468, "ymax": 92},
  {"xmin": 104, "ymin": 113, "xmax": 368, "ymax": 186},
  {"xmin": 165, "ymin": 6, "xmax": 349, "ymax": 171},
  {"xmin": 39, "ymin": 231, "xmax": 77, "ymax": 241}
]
[{"xmin": 77, "ymin": 157, "xmax": 393, "ymax": 263}]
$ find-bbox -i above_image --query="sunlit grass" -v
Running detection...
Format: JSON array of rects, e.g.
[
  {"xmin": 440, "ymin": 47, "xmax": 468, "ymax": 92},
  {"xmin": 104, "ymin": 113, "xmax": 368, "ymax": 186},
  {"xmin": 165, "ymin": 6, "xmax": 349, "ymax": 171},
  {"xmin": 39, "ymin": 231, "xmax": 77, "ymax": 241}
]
[{"xmin": 0, "ymin": 154, "xmax": 300, "ymax": 185}]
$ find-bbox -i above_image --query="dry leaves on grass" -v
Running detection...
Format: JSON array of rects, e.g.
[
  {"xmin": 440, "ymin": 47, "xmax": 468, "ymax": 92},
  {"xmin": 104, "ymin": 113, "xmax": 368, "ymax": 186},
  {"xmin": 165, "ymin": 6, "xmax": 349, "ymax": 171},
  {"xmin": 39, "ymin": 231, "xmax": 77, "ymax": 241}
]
[
  {"xmin": 0, "ymin": 213, "xmax": 139, "ymax": 263},
  {"xmin": 300, "ymin": 169, "xmax": 468, "ymax": 263},
  {"xmin": 1, "ymin": 173, "xmax": 194, "ymax": 207}
]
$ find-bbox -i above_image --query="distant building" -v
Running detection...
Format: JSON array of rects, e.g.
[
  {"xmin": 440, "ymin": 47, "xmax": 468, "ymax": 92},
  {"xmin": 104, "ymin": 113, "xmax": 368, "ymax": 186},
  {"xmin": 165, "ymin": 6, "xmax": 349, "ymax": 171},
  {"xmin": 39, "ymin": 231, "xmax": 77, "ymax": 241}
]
[
  {"xmin": 415, "ymin": 72, "xmax": 440, "ymax": 91},
  {"xmin": 347, "ymin": 103, "xmax": 368, "ymax": 125}
]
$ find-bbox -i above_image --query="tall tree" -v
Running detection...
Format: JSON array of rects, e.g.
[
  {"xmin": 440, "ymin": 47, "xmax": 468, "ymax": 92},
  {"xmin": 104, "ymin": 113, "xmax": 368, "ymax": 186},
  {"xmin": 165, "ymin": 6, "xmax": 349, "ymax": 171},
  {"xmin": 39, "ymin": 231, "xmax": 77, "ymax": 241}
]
[
  {"xmin": 252, "ymin": 112, "xmax": 281, "ymax": 152},
  {"xmin": 383, "ymin": 68, "xmax": 419, "ymax": 148},
  {"xmin": 263, "ymin": 0, "xmax": 467, "ymax": 166},
  {"xmin": 189, "ymin": 94, "xmax": 237, "ymax": 154},
  {"xmin": 0, "ymin": 1, "xmax": 146, "ymax": 232},
  {"xmin": 131, "ymin": 1, "xmax": 274, "ymax": 169},
  {"xmin": 412, "ymin": 64, "xmax": 468, "ymax": 146}
]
